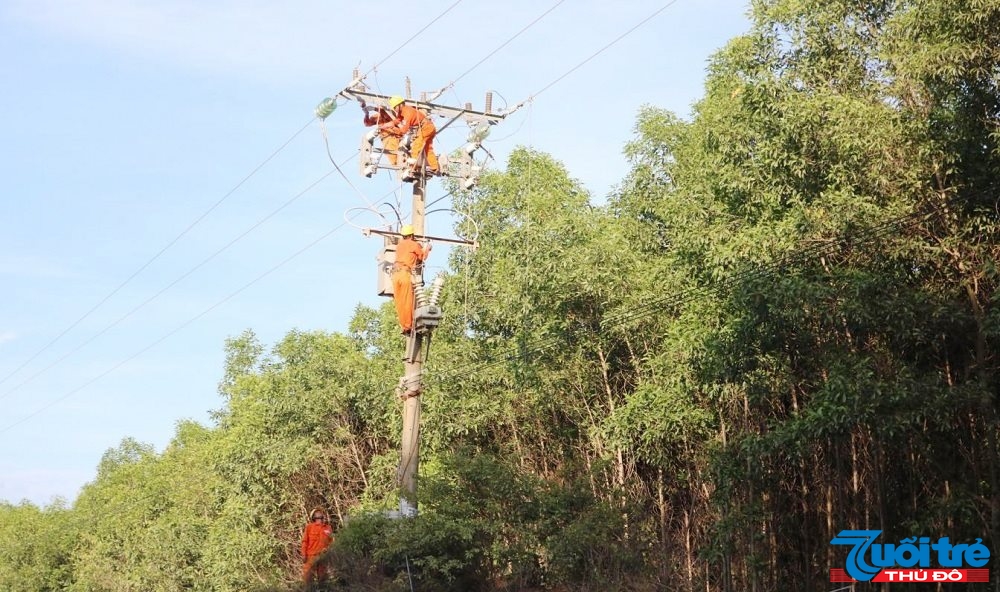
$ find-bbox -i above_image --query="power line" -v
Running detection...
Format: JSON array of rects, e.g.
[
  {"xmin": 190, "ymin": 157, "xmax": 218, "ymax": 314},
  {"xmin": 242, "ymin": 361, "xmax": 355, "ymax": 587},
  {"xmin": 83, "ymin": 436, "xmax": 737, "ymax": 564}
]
[
  {"xmin": 365, "ymin": 0, "xmax": 465, "ymax": 76},
  {"xmin": 0, "ymin": 214, "xmax": 358, "ymax": 435},
  {"xmin": 1, "ymin": 0, "xmax": 466, "ymax": 395},
  {"xmin": 0, "ymin": 168, "xmax": 338, "ymax": 402},
  {"xmin": 529, "ymin": 0, "xmax": 682, "ymax": 102},
  {"xmin": 1, "ymin": 0, "xmax": 694, "ymax": 433},
  {"xmin": 0, "ymin": 180, "xmax": 413, "ymax": 432},
  {"xmin": 450, "ymin": 0, "xmax": 566, "ymax": 87},
  {"xmin": 0, "ymin": 118, "xmax": 314, "ymax": 390}
]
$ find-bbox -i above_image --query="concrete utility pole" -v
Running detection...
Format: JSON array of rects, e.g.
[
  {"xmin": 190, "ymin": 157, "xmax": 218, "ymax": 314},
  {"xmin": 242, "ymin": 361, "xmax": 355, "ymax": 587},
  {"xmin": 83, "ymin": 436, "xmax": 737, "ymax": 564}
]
[
  {"xmin": 398, "ymin": 174, "xmax": 425, "ymax": 517},
  {"xmin": 335, "ymin": 83, "xmax": 509, "ymax": 517}
]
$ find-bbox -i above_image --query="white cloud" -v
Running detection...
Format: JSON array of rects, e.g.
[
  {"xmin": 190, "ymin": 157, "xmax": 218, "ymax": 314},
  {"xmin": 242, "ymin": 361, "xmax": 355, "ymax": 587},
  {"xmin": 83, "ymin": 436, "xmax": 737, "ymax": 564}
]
[{"xmin": 0, "ymin": 331, "xmax": 15, "ymax": 345}]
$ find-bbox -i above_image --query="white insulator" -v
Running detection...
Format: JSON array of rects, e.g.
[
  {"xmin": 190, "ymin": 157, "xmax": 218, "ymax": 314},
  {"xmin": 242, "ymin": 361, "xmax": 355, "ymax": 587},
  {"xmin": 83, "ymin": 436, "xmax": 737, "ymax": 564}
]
[
  {"xmin": 464, "ymin": 142, "xmax": 478, "ymax": 155},
  {"xmin": 428, "ymin": 275, "xmax": 445, "ymax": 307},
  {"xmin": 467, "ymin": 124, "xmax": 490, "ymax": 143},
  {"xmin": 415, "ymin": 286, "xmax": 430, "ymax": 307}
]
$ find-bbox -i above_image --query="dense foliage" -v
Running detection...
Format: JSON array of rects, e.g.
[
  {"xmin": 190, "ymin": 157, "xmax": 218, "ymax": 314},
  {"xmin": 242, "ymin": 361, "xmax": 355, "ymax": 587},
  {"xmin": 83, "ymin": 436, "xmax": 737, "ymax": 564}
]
[{"xmin": 3, "ymin": 0, "xmax": 998, "ymax": 589}]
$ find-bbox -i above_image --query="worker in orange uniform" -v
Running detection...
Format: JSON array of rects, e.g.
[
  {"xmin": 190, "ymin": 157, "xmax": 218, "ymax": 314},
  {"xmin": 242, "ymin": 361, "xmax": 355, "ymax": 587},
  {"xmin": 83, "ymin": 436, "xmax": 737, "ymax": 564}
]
[
  {"xmin": 382, "ymin": 95, "xmax": 439, "ymax": 181},
  {"xmin": 393, "ymin": 224, "xmax": 432, "ymax": 335},
  {"xmin": 361, "ymin": 100, "xmax": 402, "ymax": 166},
  {"xmin": 301, "ymin": 508, "xmax": 334, "ymax": 586}
]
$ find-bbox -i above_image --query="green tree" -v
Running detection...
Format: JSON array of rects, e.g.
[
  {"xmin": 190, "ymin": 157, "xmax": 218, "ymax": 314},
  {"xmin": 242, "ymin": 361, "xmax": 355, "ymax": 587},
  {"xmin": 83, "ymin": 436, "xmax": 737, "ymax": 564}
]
[{"xmin": 0, "ymin": 499, "xmax": 75, "ymax": 591}]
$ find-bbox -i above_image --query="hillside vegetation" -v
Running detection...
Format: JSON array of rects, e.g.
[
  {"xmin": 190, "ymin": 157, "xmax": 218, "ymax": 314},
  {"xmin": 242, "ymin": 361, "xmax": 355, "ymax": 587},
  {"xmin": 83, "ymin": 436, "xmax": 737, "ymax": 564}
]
[{"xmin": 3, "ymin": 1, "xmax": 999, "ymax": 590}]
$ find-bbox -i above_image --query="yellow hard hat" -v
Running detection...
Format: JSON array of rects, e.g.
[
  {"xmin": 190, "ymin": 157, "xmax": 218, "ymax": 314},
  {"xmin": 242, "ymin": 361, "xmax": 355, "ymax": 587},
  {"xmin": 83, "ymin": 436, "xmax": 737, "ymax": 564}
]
[
  {"xmin": 389, "ymin": 95, "xmax": 405, "ymax": 109},
  {"xmin": 400, "ymin": 224, "xmax": 414, "ymax": 236}
]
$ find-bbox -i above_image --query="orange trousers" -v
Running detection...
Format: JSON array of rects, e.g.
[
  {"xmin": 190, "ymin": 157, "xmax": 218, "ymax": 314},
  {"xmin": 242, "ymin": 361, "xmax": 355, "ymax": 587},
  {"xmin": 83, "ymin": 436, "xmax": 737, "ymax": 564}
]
[
  {"xmin": 410, "ymin": 122, "xmax": 439, "ymax": 172},
  {"xmin": 303, "ymin": 556, "xmax": 327, "ymax": 583},
  {"xmin": 392, "ymin": 270, "xmax": 415, "ymax": 331},
  {"xmin": 380, "ymin": 133, "xmax": 400, "ymax": 165}
]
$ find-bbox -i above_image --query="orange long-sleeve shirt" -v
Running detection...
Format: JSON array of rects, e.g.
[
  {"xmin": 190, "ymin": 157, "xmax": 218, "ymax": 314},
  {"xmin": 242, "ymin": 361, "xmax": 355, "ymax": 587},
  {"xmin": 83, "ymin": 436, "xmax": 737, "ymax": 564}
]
[
  {"xmin": 301, "ymin": 521, "xmax": 333, "ymax": 559},
  {"xmin": 395, "ymin": 237, "xmax": 430, "ymax": 270},
  {"xmin": 384, "ymin": 104, "xmax": 432, "ymax": 136}
]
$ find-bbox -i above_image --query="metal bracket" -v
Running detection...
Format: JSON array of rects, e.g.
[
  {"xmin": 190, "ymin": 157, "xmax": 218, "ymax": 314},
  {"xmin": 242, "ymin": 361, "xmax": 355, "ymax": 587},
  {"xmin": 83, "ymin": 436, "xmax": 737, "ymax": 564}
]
[
  {"xmin": 414, "ymin": 305, "xmax": 443, "ymax": 332},
  {"xmin": 403, "ymin": 332, "xmax": 422, "ymax": 364},
  {"xmin": 396, "ymin": 365, "xmax": 423, "ymax": 399},
  {"xmin": 361, "ymin": 228, "xmax": 478, "ymax": 250}
]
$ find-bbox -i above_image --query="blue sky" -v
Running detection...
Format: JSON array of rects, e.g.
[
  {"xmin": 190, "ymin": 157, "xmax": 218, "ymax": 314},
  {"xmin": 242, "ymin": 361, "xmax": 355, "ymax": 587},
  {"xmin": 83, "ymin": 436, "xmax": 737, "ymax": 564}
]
[{"xmin": 0, "ymin": 0, "xmax": 751, "ymax": 505}]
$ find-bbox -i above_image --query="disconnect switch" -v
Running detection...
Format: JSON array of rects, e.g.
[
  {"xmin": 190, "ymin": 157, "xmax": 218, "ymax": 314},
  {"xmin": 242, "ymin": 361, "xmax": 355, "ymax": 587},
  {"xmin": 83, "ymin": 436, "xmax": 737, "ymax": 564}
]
[
  {"xmin": 376, "ymin": 242, "xmax": 396, "ymax": 297},
  {"xmin": 413, "ymin": 305, "xmax": 443, "ymax": 332}
]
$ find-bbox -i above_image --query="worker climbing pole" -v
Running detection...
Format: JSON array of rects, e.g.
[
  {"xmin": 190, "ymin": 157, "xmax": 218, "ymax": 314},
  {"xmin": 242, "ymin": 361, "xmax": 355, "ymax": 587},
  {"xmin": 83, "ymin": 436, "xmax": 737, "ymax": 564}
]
[{"xmin": 314, "ymin": 72, "xmax": 506, "ymax": 517}]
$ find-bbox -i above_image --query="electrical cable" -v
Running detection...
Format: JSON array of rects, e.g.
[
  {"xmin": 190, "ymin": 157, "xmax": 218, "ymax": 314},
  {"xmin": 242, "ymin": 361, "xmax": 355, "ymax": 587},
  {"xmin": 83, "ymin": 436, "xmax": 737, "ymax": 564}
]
[
  {"xmin": 3, "ymin": 0, "xmax": 705, "ymax": 445},
  {"xmin": 0, "ymin": 173, "xmax": 417, "ymax": 412},
  {"xmin": 0, "ymin": 167, "xmax": 340, "ymax": 402},
  {"xmin": 320, "ymin": 120, "xmax": 383, "ymax": 215},
  {"xmin": 375, "ymin": 0, "xmax": 697, "ymax": 398},
  {"xmin": 424, "ymin": 208, "xmax": 480, "ymax": 244},
  {"xmin": 365, "ymin": 1, "xmax": 465, "ymax": 78},
  {"xmin": 527, "ymin": 0, "xmax": 682, "ymax": 103},
  {"xmin": 2, "ymin": 0, "xmax": 463, "ymax": 397},
  {"xmin": 450, "ymin": 0, "xmax": 565, "ymax": 88},
  {"xmin": 0, "ymin": 117, "xmax": 315, "ymax": 390},
  {"xmin": 358, "ymin": 0, "xmax": 564, "ymax": 147},
  {"xmin": 0, "ymin": 211, "xmax": 363, "ymax": 435}
]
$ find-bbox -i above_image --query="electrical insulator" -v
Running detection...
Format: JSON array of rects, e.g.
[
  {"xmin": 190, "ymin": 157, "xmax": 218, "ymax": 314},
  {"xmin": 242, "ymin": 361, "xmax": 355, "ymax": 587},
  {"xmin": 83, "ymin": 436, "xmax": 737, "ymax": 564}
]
[
  {"xmin": 415, "ymin": 285, "xmax": 430, "ymax": 308},
  {"xmin": 360, "ymin": 132, "xmax": 375, "ymax": 177},
  {"xmin": 315, "ymin": 97, "xmax": 336, "ymax": 119},
  {"xmin": 428, "ymin": 275, "xmax": 445, "ymax": 307},
  {"xmin": 450, "ymin": 147, "xmax": 482, "ymax": 190},
  {"xmin": 467, "ymin": 124, "xmax": 490, "ymax": 144}
]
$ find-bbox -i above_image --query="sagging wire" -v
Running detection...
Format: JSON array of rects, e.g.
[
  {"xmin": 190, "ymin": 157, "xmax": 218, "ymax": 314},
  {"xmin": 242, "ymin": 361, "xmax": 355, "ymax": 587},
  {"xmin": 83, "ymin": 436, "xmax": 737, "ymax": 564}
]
[
  {"xmin": 367, "ymin": 69, "xmax": 412, "ymax": 216},
  {"xmin": 425, "ymin": 208, "xmax": 481, "ymax": 245},
  {"xmin": 382, "ymin": 202, "xmax": 403, "ymax": 228},
  {"xmin": 488, "ymin": 89, "xmax": 510, "ymax": 113},
  {"xmin": 318, "ymin": 109, "xmax": 381, "ymax": 212},
  {"xmin": 484, "ymin": 115, "xmax": 528, "ymax": 143},
  {"xmin": 425, "ymin": 205, "xmax": 481, "ymax": 330},
  {"xmin": 345, "ymin": 186, "xmax": 408, "ymax": 233},
  {"xmin": 484, "ymin": 91, "xmax": 528, "ymax": 142},
  {"xmin": 399, "ymin": 189, "xmax": 453, "ymax": 226},
  {"xmin": 426, "ymin": 190, "xmax": 455, "ymax": 210},
  {"xmin": 343, "ymin": 205, "xmax": 396, "ymax": 231}
]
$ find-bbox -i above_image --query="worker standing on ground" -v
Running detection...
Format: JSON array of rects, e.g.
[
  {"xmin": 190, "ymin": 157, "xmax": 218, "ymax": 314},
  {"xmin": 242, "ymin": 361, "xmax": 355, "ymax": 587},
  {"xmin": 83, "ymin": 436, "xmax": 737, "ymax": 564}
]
[
  {"xmin": 393, "ymin": 224, "xmax": 432, "ymax": 335},
  {"xmin": 301, "ymin": 508, "xmax": 334, "ymax": 586},
  {"xmin": 361, "ymin": 101, "xmax": 402, "ymax": 166},
  {"xmin": 382, "ymin": 95, "xmax": 439, "ymax": 181}
]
